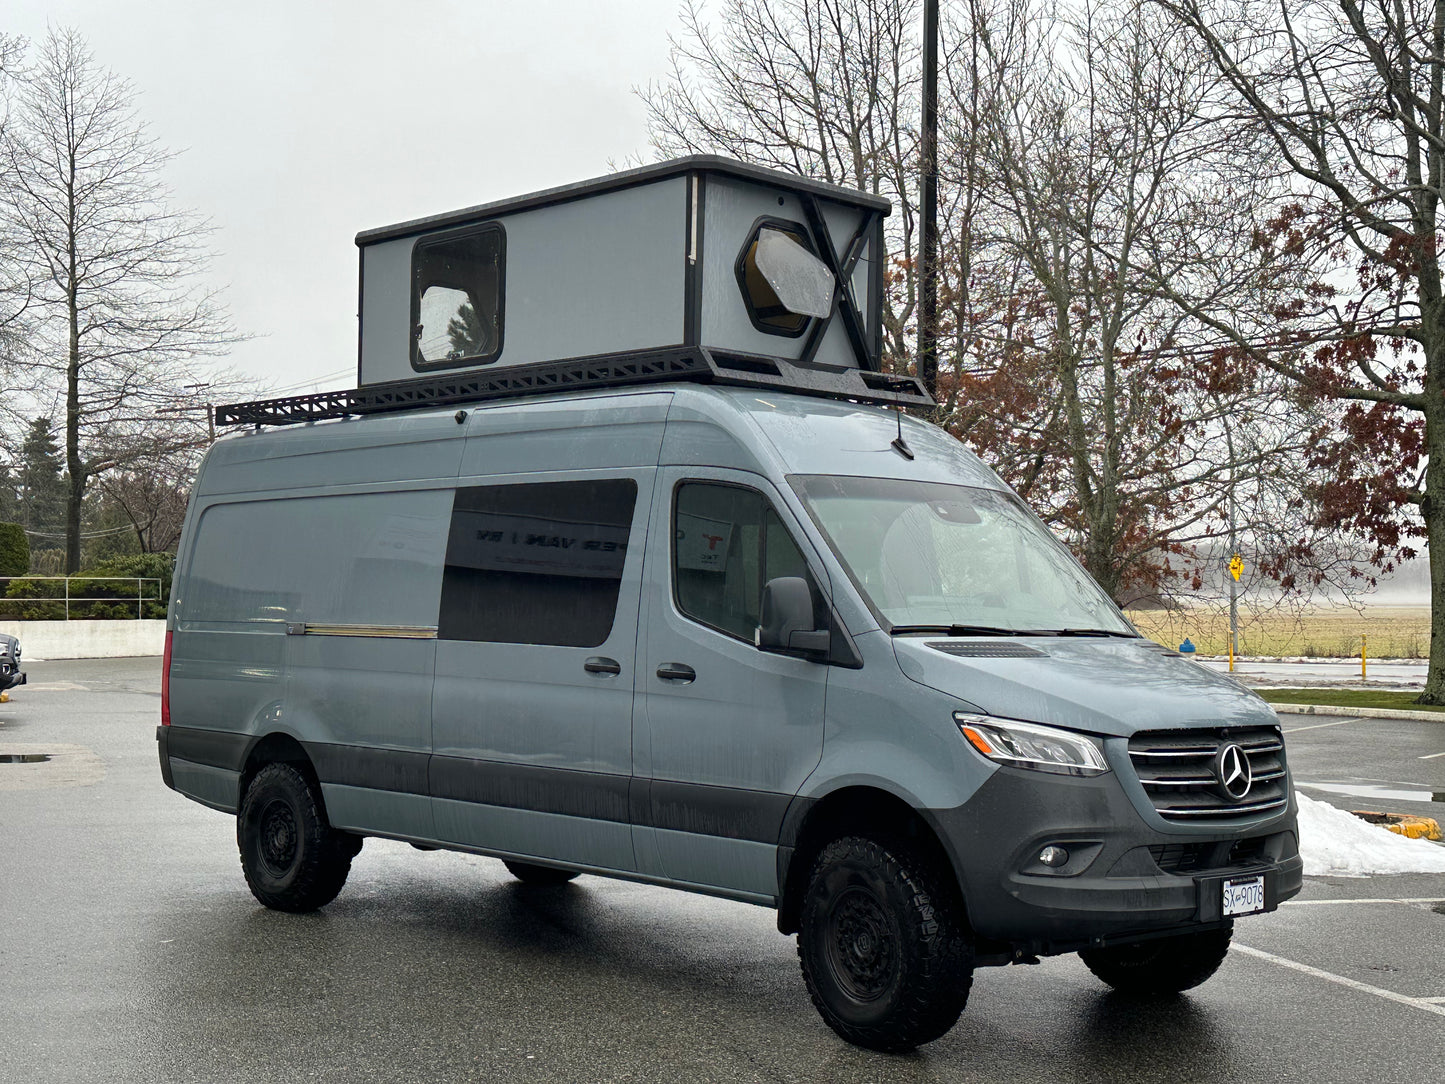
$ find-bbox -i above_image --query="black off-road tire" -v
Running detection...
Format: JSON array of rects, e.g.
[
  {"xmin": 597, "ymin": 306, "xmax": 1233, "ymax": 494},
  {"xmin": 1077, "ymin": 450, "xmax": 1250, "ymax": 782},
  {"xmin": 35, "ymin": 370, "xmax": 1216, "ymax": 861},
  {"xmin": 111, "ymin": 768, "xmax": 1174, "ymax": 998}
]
[
  {"xmin": 503, "ymin": 860, "xmax": 580, "ymax": 885},
  {"xmin": 1080, "ymin": 926, "xmax": 1233, "ymax": 995},
  {"xmin": 238, "ymin": 762, "xmax": 362, "ymax": 912},
  {"xmin": 797, "ymin": 835, "xmax": 973, "ymax": 1052}
]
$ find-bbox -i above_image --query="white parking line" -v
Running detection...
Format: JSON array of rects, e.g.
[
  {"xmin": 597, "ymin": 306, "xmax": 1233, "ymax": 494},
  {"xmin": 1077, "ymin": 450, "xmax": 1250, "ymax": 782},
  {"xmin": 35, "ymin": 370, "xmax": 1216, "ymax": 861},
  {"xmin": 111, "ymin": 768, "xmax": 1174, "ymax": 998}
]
[
  {"xmin": 1422, "ymin": 997, "xmax": 1445, "ymax": 1004},
  {"xmin": 1417, "ymin": 751, "xmax": 1445, "ymax": 760},
  {"xmin": 1234, "ymin": 944, "xmax": 1445, "ymax": 1018},
  {"xmin": 1281, "ymin": 718, "xmax": 1364, "ymax": 733},
  {"xmin": 1281, "ymin": 898, "xmax": 1441, "ymax": 906}
]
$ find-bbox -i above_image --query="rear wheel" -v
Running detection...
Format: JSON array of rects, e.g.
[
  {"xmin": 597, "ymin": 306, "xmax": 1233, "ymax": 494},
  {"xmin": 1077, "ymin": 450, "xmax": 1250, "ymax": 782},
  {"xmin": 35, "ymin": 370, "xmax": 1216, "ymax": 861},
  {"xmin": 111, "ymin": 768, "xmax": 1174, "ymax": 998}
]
[
  {"xmin": 797, "ymin": 835, "xmax": 973, "ymax": 1052},
  {"xmin": 503, "ymin": 860, "xmax": 579, "ymax": 885},
  {"xmin": 238, "ymin": 762, "xmax": 361, "ymax": 912},
  {"xmin": 1080, "ymin": 926, "xmax": 1233, "ymax": 995}
]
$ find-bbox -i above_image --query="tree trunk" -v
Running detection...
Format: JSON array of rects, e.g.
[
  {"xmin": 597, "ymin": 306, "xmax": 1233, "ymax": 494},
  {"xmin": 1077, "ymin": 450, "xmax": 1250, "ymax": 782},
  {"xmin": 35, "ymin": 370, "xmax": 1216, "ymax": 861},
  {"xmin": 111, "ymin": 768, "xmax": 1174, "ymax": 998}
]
[
  {"xmin": 65, "ymin": 281, "xmax": 82, "ymax": 575},
  {"xmin": 1419, "ymin": 398, "xmax": 1445, "ymax": 703}
]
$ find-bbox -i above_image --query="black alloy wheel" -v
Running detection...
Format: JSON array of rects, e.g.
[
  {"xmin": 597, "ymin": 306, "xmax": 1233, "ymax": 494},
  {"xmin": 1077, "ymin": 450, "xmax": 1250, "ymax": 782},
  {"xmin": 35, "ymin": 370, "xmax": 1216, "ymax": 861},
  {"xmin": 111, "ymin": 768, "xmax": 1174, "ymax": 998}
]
[
  {"xmin": 238, "ymin": 762, "xmax": 362, "ymax": 912},
  {"xmin": 797, "ymin": 835, "xmax": 973, "ymax": 1052}
]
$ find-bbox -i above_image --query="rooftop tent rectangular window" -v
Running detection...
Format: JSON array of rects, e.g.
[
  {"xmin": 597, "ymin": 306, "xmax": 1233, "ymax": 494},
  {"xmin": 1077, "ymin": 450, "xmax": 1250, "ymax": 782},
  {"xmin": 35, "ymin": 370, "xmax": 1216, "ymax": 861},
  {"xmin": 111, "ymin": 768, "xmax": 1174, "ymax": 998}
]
[{"xmin": 411, "ymin": 223, "xmax": 505, "ymax": 371}]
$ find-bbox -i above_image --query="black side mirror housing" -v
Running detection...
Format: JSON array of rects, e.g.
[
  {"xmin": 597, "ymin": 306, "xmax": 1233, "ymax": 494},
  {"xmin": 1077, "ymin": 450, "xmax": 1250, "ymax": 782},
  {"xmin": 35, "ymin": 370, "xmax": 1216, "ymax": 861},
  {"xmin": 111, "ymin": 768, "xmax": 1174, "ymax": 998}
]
[{"xmin": 758, "ymin": 576, "xmax": 830, "ymax": 658}]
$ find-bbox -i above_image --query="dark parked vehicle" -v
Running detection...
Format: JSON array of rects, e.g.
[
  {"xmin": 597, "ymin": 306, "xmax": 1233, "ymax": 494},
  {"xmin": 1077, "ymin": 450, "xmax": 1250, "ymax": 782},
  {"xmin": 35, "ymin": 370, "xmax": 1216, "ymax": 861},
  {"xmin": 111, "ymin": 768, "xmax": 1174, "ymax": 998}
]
[{"xmin": 0, "ymin": 633, "xmax": 26, "ymax": 692}]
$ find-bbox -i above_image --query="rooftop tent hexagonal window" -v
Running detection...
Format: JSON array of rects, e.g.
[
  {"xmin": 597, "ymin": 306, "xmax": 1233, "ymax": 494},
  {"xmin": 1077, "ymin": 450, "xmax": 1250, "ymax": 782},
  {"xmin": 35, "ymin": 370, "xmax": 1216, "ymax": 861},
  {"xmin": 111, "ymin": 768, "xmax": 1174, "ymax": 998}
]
[
  {"xmin": 736, "ymin": 221, "xmax": 836, "ymax": 336},
  {"xmin": 411, "ymin": 223, "xmax": 505, "ymax": 370}
]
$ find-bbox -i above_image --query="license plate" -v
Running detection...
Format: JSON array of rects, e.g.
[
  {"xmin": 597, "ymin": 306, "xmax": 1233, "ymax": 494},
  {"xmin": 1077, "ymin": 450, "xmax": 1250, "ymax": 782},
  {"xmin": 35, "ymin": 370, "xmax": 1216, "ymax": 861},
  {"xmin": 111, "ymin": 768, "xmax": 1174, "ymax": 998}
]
[{"xmin": 1222, "ymin": 875, "xmax": 1266, "ymax": 917}]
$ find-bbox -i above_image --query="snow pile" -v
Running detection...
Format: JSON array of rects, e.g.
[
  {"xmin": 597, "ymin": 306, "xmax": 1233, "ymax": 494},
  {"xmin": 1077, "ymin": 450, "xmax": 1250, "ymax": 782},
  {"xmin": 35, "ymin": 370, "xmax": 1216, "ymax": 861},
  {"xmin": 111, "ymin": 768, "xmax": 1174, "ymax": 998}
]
[{"xmin": 1296, "ymin": 792, "xmax": 1445, "ymax": 877}]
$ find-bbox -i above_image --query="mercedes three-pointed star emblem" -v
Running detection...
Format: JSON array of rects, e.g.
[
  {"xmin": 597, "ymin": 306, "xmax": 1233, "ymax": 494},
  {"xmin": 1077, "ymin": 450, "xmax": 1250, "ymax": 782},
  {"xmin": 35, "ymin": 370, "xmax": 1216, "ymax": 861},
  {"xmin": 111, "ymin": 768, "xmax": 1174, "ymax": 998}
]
[{"xmin": 1214, "ymin": 742, "xmax": 1253, "ymax": 801}]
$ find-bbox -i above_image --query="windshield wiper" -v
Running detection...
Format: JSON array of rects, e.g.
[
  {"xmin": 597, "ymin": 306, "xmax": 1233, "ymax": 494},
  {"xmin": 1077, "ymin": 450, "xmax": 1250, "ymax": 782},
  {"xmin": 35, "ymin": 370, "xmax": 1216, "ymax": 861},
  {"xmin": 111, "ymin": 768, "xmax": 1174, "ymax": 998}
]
[
  {"xmin": 1033, "ymin": 628, "xmax": 1137, "ymax": 638},
  {"xmin": 889, "ymin": 624, "xmax": 1039, "ymax": 637}
]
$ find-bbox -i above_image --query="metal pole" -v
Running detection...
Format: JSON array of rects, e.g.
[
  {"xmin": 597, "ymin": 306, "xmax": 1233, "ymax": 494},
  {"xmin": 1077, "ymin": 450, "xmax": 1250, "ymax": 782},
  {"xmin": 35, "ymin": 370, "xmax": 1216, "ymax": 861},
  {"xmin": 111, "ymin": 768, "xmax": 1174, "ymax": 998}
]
[
  {"xmin": 1222, "ymin": 408, "xmax": 1239, "ymax": 663},
  {"xmin": 919, "ymin": 0, "xmax": 939, "ymax": 399},
  {"xmin": 65, "ymin": 575, "xmax": 70, "ymax": 621},
  {"xmin": 137, "ymin": 578, "xmax": 142, "ymax": 620}
]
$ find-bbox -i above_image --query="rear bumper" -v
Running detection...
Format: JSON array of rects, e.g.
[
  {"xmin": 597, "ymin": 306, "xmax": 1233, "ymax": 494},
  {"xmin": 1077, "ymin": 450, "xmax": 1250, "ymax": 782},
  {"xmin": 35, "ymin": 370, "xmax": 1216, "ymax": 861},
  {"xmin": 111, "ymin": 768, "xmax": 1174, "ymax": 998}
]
[
  {"xmin": 926, "ymin": 767, "xmax": 1302, "ymax": 955},
  {"xmin": 157, "ymin": 725, "xmax": 175, "ymax": 790}
]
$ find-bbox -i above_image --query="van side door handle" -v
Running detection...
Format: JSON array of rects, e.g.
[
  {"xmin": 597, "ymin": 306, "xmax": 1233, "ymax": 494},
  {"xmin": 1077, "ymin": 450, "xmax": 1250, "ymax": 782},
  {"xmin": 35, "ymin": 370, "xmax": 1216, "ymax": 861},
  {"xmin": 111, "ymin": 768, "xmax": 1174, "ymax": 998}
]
[
  {"xmin": 655, "ymin": 663, "xmax": 696, "ymax": 683},
  {"xmin": 584, "ymin": 657, "xmax": 622, "ymax": 676}
]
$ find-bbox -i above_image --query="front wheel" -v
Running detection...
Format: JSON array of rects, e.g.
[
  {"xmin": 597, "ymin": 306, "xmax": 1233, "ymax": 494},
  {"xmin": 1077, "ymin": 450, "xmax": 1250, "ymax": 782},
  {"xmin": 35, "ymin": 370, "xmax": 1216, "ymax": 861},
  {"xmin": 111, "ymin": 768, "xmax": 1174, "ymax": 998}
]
[
  {"xmin": 1079, "ymin": 926, "xmax": 1233, "ymax": 995},
  {"xmin": 797, "ymin": 836, "xmax": 973, "ymax": 1052},
  {"xmin": 238, "ymin": 762, "xmax": 361, "ymax": 912}
]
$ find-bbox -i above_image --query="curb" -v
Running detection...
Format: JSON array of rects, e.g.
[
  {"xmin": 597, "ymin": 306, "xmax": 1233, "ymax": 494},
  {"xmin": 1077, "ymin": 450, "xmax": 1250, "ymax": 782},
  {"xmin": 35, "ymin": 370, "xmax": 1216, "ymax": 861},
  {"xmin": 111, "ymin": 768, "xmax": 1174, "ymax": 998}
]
[{"xmin": 1271, "ymin": 703, "xmax": 1445, "ymax": 722}]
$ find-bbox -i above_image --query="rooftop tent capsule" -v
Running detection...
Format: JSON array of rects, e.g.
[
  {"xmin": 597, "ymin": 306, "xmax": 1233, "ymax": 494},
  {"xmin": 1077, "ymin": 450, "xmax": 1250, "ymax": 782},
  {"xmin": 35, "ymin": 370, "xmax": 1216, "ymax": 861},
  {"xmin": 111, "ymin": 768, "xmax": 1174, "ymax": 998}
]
[{"xmin": 351, "ymin": 156, "xmax": 924, "ymax": 404}]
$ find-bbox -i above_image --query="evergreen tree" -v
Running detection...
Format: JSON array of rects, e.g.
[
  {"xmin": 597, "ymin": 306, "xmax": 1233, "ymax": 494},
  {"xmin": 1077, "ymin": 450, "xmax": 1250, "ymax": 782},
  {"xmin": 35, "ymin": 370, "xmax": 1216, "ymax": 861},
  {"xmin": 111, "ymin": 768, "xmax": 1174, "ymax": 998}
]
[{"xmin": 18, "ymin": 417, "xmax": 67, "ymax": 544}]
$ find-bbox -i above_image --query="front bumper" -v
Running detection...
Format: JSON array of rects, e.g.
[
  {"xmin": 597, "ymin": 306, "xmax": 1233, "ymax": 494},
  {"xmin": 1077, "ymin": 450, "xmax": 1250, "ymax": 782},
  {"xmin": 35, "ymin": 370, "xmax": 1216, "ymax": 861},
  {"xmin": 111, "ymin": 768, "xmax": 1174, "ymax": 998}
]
[
  {"xmin": 0, "ymin": 665, "xmax": 25, "ymax": 691},
  {"xmin": 926, "ymin": 766, "xmax": 1302, "ymax": 956}
]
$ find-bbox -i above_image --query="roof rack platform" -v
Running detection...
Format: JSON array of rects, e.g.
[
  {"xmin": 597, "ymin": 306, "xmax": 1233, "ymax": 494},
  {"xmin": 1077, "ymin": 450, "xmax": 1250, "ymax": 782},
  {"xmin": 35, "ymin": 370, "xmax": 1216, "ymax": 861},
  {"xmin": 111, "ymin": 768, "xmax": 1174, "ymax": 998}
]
[{"xmin": 215, "ymin": 347, "xmax": 931, "ymax": 427}]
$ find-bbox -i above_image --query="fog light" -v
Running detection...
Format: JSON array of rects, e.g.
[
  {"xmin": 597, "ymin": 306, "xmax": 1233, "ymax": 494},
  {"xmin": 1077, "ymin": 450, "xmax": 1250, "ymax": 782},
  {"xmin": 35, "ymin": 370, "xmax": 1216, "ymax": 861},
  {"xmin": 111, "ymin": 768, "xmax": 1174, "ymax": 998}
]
[{"xmin": 1038, "ymin": 845, "xmax": 1070, "ymax": 867}]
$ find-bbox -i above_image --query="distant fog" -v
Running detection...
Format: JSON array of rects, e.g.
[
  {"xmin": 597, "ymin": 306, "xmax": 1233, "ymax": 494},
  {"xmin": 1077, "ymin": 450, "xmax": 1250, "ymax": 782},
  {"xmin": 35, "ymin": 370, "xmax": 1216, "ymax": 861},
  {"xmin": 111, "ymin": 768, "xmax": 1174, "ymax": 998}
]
[{"xmin": 1365, "ymin": 555, "xmax": 1430, "ymax": 606}]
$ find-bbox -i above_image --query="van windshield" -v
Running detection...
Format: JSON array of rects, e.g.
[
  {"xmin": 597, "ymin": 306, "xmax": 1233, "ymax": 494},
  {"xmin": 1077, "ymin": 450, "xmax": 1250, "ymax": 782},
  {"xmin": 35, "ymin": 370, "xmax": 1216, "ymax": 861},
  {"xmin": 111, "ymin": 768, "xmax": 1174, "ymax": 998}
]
[{"xmin": 791, "ymin": 475, "xmax": 1135, "ymax": 636}]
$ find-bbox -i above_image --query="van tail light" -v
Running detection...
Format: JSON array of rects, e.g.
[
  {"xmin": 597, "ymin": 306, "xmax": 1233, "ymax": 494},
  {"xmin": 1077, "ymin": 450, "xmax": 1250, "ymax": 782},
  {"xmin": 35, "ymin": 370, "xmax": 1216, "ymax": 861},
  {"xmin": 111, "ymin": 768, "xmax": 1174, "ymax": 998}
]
[{"xmin": 161, "ymin": 629, "xmax": 173, "ymax": 726}]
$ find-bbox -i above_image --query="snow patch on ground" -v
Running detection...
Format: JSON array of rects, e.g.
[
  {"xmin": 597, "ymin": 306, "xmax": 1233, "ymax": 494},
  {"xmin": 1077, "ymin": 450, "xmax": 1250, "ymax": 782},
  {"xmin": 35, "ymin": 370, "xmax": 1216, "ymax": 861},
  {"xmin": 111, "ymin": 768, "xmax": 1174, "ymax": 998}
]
[{"xmin": 1297, "ymin": 792, "xmax": 1445, "ymax": 877}]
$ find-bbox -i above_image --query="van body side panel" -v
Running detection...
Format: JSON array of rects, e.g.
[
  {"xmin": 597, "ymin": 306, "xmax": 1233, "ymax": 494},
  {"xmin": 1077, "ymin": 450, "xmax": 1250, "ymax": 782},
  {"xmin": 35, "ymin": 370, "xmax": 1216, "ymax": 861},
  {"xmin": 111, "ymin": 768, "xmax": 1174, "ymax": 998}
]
[
  {"xmin": 632, "ymin": 466, "xmax": 830, "ymax": 897},
  {"xmin": 169, "ymin": 459, "xmax": 457, "ymax": 825},
  {"xmin": 457, "ymin": 392, "xmax": 673, "ymax": 477},
  {"xmin": 195, "ymin": 412, "xmax": 468, "ymax": 496}
]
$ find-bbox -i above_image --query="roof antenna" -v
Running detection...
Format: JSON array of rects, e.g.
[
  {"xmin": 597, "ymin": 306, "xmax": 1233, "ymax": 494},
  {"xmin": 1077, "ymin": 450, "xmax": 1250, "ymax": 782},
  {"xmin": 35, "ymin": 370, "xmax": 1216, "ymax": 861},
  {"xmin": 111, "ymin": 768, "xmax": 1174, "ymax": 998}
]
[{"xmin": 891, "ymin": 405, "xmax": 914, "ymax": 460}]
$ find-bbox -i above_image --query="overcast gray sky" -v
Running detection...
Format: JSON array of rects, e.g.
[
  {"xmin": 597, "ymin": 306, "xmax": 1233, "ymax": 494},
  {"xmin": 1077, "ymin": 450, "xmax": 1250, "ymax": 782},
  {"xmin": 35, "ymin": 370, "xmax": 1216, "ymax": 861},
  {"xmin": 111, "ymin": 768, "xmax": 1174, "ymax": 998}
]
[{"xmin": 5, "ymin": 0, "xmax": 683, "ymax": 398}]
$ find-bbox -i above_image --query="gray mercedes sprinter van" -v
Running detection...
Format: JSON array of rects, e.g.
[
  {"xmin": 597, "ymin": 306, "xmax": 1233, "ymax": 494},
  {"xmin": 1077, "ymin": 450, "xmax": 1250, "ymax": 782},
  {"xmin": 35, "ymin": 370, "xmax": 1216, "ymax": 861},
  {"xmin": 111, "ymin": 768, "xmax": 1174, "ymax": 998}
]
[{"xmin": 158, "ymin": 158, "xmax": 1301, "ymax": 1052}]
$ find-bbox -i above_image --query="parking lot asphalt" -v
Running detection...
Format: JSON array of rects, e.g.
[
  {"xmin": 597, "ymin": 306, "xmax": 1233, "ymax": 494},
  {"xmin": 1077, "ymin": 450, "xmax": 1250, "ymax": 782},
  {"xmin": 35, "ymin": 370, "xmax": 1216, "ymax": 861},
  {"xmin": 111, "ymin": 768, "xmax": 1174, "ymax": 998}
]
[{"xmin": 2, "ymin": 658, "xmax": 1444, "ymax": 1083}]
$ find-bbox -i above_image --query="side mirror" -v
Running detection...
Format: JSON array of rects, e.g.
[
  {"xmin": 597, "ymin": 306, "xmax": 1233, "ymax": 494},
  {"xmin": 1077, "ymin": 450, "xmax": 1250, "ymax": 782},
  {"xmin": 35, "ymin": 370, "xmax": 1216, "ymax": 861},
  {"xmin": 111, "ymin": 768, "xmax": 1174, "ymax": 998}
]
[{"xmin": 758, "ymin": 576, "xmax": 830, "ymax": 659}]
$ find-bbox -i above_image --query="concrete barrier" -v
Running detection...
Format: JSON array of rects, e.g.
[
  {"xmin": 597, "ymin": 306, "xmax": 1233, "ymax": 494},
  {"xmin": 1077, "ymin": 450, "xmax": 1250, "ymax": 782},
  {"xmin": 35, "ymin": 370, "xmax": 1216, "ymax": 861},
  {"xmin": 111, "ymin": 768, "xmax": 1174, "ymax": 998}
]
[{"xmin": 0, "ymin": 620, "xmax": 165, "ymax": 660}]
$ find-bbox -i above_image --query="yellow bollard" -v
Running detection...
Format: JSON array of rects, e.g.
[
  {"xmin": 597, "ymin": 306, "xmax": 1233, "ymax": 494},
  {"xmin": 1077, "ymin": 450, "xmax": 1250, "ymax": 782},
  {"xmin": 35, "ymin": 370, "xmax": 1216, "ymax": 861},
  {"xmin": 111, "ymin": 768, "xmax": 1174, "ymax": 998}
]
[
  {"xmin": 1228, "ymin": 635, "xmax": 1234, "ymax": 673},
  {"xmin": 1361, "ymin": 632, "xmax": 1367, "ymax": 681}
]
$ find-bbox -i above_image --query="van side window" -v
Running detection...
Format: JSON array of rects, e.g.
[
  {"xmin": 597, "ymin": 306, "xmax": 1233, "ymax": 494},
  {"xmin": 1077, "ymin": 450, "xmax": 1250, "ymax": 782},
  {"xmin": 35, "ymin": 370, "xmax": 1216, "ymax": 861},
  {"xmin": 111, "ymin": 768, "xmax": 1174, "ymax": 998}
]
[
  {"xmin": 673, "ymin": 482, "xmax": 811, "ymax": 642},
  {"xmin": 438, "ymin": 478, "xmax": 637, "ymax": 648}
]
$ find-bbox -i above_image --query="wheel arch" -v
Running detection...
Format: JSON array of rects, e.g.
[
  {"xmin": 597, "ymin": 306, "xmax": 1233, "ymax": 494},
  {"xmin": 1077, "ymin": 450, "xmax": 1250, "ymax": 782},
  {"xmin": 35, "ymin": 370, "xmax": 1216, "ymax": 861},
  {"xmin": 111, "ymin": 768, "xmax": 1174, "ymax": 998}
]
[
  {"xmin": 239, "ymin": 732, "xmax": 319, "ymax": 808},
  {"xmin": 775, "ymin": 783, "xmax": 968, "ymax": 936}
]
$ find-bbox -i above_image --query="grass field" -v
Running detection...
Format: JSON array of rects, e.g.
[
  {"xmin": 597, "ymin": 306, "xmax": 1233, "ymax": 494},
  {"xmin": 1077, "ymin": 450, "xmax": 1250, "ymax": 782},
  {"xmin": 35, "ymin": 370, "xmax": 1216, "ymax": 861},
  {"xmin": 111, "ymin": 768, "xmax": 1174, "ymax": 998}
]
[
  {"xmin": 1125, "ymin": 605, "xmax": 1430, "ymax": 658},
  {"xmin": 1254, "ymin": 688, "xmax": 1445, "ymax": 712}
]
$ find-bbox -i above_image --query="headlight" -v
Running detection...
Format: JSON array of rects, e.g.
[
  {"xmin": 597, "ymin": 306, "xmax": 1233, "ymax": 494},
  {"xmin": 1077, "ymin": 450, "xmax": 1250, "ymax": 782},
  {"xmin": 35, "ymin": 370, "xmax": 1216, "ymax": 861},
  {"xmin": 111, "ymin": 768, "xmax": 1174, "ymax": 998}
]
[{"xmin": 953, "ymin": 713, "xmax": 1110, "ymax": 777}]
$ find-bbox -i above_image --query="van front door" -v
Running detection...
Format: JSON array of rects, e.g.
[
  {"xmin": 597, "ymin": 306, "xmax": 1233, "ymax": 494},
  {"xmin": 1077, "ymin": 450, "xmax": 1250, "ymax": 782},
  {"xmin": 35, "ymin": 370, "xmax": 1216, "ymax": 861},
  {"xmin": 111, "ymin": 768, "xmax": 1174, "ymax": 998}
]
[
  {"xmin": 634, "ymin": 469, "xmax": 829, "ymax": 899},
  {"xmin": 430, "ymin": 471, "xmax": 652, "ymax": 871}
]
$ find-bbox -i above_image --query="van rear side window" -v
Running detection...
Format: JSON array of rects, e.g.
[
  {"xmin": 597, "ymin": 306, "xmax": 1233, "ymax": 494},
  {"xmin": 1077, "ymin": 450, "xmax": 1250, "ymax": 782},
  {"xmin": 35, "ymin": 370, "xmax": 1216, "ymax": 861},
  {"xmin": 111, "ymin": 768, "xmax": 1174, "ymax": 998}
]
[{"xmin": 438, "ymin": 478, "xmax": 637, "ymax": 647}]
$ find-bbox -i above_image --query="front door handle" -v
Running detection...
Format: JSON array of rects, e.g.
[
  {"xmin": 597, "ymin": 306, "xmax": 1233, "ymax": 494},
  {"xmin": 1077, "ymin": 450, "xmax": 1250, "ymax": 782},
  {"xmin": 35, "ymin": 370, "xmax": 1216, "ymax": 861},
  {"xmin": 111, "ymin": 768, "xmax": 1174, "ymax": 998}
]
[
  {"xmin": 584, "ymin": 657, "xmax": 622, "ymax": 676},
  {"xmin": 656, "ymin": 662, "xmax": 696, "ymax": 683}
]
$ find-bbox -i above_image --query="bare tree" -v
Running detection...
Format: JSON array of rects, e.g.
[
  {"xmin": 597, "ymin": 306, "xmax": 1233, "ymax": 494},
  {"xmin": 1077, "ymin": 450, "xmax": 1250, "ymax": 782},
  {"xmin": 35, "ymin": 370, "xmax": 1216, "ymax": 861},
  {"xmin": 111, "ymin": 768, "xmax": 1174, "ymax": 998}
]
[
  {"xmin": 0, "ymin": 27, "xmax": 240, "ymax": 572},
  {"xmin": 0, "ymin": 32, "xmax": 31, "ymax": 367},
  {"xmin": 1147, "ymin": 0, "xmax": 1445, "ymax": 698},
  {"xmin": 644, "ymin": 0, "xmax": 1353, "ymax": 611},
  {"xmin": 936, "ymin": 0, "xmax": 1328, "ymax": 603},
  {"xmin": 97, "ymin": 454, "xmax": 192, "ymax": 554}
]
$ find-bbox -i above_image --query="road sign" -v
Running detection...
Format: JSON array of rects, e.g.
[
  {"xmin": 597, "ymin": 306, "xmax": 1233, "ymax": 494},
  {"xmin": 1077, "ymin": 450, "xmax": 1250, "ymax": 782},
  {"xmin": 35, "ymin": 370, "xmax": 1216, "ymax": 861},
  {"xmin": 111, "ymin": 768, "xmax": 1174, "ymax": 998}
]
[{"xmin": 1229, "ymin": 554, "xmax": 1243, "ymax": 582}]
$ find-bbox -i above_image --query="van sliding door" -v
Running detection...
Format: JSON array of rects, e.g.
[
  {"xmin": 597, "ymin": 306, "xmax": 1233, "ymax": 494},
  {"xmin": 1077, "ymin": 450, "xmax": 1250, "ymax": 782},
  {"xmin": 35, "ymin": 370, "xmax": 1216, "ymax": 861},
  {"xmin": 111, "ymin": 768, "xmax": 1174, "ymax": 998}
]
[{"xmin": 429, "ymin": 471, "xmax": 653, "ymax": 871}]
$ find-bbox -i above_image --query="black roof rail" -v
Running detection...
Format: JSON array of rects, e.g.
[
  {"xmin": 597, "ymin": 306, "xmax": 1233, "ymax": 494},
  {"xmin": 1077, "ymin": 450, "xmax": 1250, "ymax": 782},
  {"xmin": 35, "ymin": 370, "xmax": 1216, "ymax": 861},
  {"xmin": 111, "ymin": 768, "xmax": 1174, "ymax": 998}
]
[{"xmin": 215, "ymin": 347, "xmax": 933, "ymax": 427}]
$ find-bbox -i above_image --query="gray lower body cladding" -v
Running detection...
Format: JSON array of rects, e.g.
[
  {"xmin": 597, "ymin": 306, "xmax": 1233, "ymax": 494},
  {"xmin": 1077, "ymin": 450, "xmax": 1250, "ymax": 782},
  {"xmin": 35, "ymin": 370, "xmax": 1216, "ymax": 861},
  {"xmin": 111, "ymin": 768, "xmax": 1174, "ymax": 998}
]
[{"xmin": 925, "ymin": 767, "xmax": 1302, "ymax": 954}]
